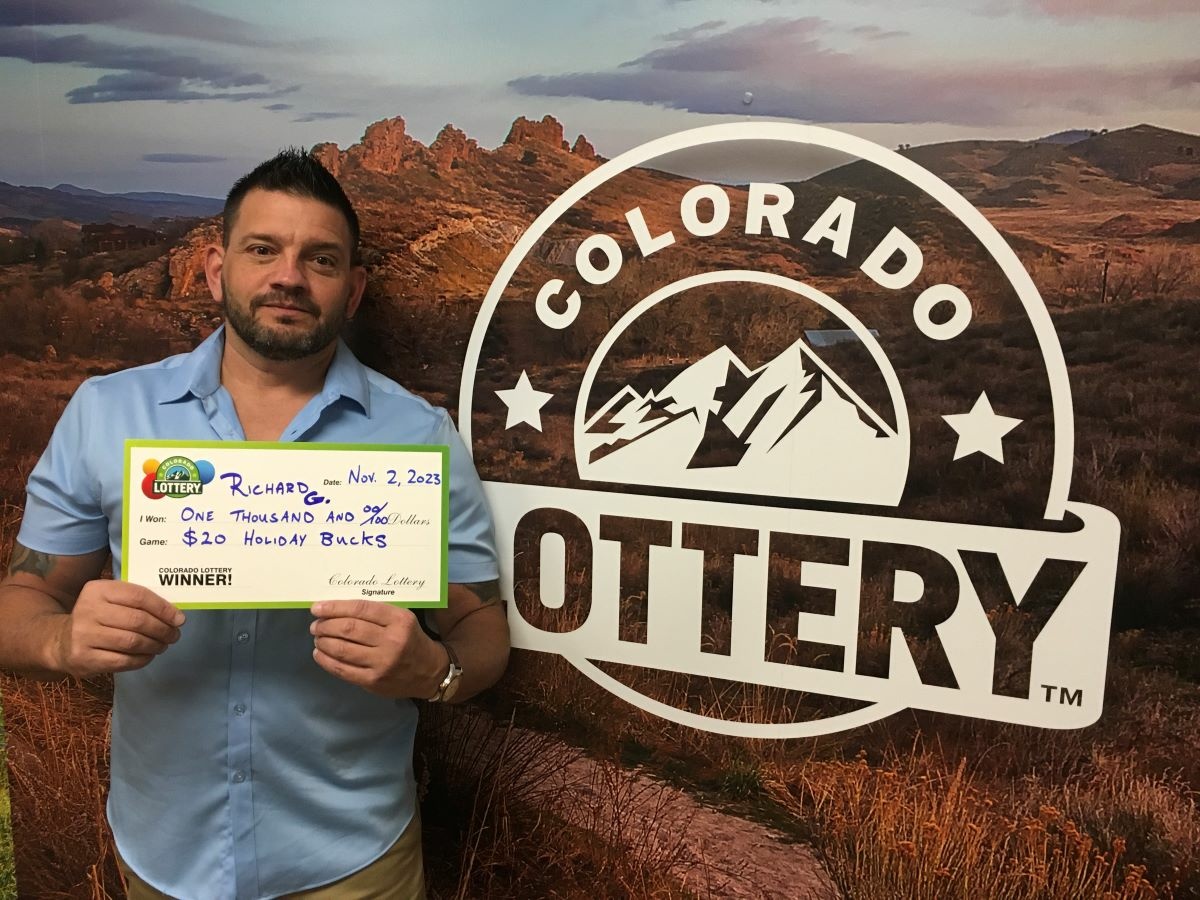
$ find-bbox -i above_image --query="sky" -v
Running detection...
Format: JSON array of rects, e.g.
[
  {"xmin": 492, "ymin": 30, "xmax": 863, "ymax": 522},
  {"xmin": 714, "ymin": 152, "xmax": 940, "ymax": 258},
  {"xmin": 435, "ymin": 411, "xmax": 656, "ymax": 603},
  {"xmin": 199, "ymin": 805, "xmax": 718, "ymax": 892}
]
[{"xmin": 0, "ymin": 0, "xmax": 1198, "ymax": 195}]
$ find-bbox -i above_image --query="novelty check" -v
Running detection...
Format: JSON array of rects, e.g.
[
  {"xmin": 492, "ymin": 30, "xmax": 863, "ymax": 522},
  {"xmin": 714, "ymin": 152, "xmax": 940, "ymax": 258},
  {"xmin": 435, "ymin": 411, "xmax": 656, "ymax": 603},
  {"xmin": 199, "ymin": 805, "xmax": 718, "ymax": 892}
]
[{"xmin": 122, "ymin": 440, "xmax": 449, "ymax": 609}]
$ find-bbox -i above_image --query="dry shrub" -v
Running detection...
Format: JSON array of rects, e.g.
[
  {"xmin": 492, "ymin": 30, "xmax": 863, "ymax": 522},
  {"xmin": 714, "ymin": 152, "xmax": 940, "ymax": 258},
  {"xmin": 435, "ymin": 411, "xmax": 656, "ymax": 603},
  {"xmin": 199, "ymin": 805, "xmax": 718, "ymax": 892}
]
[
  {"xmin": 767, "ymin": 753, "xmax": 1162, "ymax": 900},
  {"xmin": 0, "ymin": 286, "xmax": 173, "ymax": 362},
  {"xmin": 1030, "ymin": 247, "xmax": 1200, "ymax": 307},
  {"xmin": 0, "ymin": 676, "xmax": 121, "ymax": 899},
  {"xmin": 1080, "ymin": 465, "xmax": 1200, "ymax": 624},
  {"xmin": 418, "ymin": 705, "xmax": 568, "ymax": 898},
  {"xmin": 0, "ymin": 702, "xmax": 15, "ymax": 898},
  {"xmin": 1025, "ymin": 750, "xmax": 1200, "ymax": 887},
  {"xmin": 568, "ymin": 759, "xmax": 695, "ymax": 897},
  {"xmin": 0, "ymin": 677, "xmax": 696, "ymax": 900},
  {"xmin": 0, "ymin": 356, "xmax": 104, "ymax": 900},
  {"xmin": 417, "ymin": 705, "xmax": 691, "ymax": 899}
]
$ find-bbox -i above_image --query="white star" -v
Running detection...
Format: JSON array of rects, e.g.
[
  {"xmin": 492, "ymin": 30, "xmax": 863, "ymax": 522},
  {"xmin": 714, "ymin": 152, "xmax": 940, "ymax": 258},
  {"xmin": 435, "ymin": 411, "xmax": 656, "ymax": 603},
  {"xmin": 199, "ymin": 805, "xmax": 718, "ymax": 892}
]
[
  {"xmin": 942, "ymin": 392, "xmax": 1022, "ymax": 463},
  {"xmin": 496, "ymin": 371, "xmax": 554, "ymax": 432}
]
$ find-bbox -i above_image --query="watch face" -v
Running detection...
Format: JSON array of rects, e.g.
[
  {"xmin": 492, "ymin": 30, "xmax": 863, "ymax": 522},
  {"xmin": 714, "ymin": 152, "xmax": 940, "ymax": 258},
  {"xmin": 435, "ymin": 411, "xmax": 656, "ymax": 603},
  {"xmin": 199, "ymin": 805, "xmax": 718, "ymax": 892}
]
[{"xmin": 441, "ymin": 666, "xmax": 463, "ymax": 701}]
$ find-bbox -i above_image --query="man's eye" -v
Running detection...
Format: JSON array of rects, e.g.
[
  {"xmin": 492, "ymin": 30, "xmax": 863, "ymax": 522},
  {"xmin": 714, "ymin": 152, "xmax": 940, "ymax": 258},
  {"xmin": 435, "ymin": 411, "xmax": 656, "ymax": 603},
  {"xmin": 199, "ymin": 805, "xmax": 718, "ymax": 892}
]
[
  {"xmin": 313, "ymin": 255, "xmax": 336, "ymax": 267},
  {"xmin": 250, "ymin": 245, "xmax": 273, "ymax": 256}
]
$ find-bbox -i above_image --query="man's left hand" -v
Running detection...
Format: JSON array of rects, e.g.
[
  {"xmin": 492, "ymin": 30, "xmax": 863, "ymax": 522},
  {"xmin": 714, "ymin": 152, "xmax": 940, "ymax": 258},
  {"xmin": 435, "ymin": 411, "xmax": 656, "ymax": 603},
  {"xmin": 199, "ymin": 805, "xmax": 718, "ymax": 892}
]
[{"xmin": 309, "ymin": 599, "xmax": 444, "ymax": 699}]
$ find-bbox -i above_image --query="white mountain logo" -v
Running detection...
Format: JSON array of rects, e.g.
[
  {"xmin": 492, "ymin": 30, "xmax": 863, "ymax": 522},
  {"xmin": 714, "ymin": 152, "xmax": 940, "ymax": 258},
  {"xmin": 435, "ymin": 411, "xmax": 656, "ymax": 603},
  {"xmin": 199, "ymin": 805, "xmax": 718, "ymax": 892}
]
[{"xmin": 579, "ymin": 338, "xmax": 908, "ymax": 506}]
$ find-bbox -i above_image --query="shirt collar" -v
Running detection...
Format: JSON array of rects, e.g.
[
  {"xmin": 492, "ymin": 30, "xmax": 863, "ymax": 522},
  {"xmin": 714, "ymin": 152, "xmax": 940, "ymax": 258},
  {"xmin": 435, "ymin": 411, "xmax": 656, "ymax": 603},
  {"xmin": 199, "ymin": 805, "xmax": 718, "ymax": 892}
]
[
  {"xmin": 159, "ymin": 324, "xmax": 371, "ymax": 416},
  {"xmin": 323, "ymin": 336, "xmax": 372, "ymax": 415}
]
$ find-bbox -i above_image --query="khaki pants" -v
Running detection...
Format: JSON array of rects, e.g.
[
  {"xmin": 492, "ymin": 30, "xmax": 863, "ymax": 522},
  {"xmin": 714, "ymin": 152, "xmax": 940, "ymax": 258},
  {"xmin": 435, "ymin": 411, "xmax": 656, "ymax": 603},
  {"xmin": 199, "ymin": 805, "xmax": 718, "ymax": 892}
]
[{"xmin": 117, "ymin": 813, "xmax": 426, "ymax": 900}]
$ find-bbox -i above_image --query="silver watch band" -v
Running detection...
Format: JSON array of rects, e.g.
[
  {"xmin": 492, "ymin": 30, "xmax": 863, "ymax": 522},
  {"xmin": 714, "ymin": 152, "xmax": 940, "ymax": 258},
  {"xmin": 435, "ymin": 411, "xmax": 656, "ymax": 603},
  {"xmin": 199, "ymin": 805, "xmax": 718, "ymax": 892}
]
[{"xmin": 429, "ymin": 642, "xmax": 462, "ymax": 702}]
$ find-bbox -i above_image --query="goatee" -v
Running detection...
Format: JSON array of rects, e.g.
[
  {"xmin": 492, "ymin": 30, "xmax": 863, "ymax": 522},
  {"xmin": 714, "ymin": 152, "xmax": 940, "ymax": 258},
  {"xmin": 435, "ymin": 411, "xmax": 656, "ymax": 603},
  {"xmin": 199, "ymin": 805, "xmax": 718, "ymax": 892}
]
[{"xmin": 222, "ymin": 278, "xmax": 346, "ymax": 361}]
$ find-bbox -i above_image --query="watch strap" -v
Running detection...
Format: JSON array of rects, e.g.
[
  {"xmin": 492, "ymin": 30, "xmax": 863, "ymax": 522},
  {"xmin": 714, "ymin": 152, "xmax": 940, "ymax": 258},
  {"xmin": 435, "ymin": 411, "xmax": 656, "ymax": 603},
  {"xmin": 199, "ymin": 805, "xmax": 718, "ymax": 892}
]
[{"xmin": 429, "ymin": 642, "xmax": 462, "ymax": 702}]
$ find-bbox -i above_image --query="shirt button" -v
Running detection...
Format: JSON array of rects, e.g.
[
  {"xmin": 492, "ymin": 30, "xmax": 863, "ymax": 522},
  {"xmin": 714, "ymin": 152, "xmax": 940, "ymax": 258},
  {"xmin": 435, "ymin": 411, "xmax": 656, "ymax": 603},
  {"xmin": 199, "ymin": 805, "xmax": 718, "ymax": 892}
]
[
  {"xmin": 236, "ymin": 631, "xmax": 250, "ymax": 643},
  {"xmin": 233, "ymin": 704, "xmax": 246, "ymax": 716},
  {"xmin": 232, "ymin": 770, "xmax": 247, "ymax": 784}
]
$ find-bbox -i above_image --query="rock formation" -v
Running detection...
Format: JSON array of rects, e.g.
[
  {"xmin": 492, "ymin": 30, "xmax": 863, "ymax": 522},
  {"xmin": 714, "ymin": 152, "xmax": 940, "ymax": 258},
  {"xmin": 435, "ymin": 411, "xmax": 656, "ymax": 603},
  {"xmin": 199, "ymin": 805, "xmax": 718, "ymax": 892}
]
[
  {"xmin": 311, "ymin": 117, "xmax": 426, "ymax": 178},
  {"xmin": 167, "ymin": 222, "xmax": 220, "ymax": 300},
  {"xmin": 429, "ymin": 124, "xmax": 482, "ymax": 172},
  {"xmin": 350, "ymin": 117, "xmax": 425, "ymax": 174},
  {"xmin": 505, "ymin": 115, "xmax": 569, "ymax": 151},
  {"xmin": 310, "ymin": 142, "xmax": 343, "ymax": 177},
  {"xmin": 571, "ymin": 134, "xmax": 597, "ymax": 160},
  {"xmin": 311, "ymin": 114, "xmax": 596, "ymax": 183}
]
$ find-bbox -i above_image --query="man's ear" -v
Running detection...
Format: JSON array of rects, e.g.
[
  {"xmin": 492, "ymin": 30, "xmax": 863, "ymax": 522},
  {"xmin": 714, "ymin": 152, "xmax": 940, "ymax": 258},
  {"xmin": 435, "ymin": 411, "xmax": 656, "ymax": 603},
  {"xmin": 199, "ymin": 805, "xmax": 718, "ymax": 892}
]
[
  {"xmin": 346, "ymin": 266, "xmax": 367, "ymax": 320},
  {"xmin": 204, "ymin": 244, "xmax": 225, "ymax": 302}
]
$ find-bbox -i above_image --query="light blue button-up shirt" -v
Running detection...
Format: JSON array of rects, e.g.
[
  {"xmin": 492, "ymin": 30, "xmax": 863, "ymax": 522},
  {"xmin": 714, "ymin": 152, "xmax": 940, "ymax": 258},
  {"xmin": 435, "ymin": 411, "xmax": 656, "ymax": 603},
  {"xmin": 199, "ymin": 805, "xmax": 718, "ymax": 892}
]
[{"xmin": 18, "ymin": 327, "xmax": 498, "ymax": 899}]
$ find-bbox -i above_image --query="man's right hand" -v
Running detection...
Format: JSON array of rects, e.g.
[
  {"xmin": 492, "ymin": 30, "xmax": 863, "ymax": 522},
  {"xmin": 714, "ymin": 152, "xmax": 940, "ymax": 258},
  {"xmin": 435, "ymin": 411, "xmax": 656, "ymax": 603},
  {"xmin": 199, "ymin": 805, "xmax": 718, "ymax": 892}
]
[{"xmin": 52, "ymin": 580, "xmax": 185, "ymax": 678}]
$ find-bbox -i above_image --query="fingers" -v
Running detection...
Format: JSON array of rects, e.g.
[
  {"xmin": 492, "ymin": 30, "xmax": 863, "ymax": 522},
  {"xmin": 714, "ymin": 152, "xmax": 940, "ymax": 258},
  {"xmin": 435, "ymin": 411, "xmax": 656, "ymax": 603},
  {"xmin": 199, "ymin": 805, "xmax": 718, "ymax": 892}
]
[
  {"xmin": 310, "ymin": 602, "xmax": 440, "ymax": 698},
  {"xmin": 88, "ymin": 623, "xmax": 176, "ymax": 658},
  {"xmin": 312, "ymin": 634, "xmax": 377, "ymax": 668},
  {"xmin": 104, "ymin": 582, "xmax": 186, "ymax": 628},
  {"xmin": 84, "ymin": 648, "xmax": 157, "ymax": 673},
  {"xmin": 58, "ymin": 629, "xmax": 160, "ymax": 678},
  {"xmin": 311, "ymin": 599, "xmax": 408, "ymax": 628},
  {"xmin": 95, "ymin": 604, "xmax": 181, "ymax": 647},
  {"xmin": 309, "ymin": 613, "xmax": 387, "ymax": 647},
  {"xmin": 60, "ymin": 579, "xmax": 186, "ymax": 677},
  {"xmin": 312, "ymin": 646, "xmax": 378, "ymax": 691}
]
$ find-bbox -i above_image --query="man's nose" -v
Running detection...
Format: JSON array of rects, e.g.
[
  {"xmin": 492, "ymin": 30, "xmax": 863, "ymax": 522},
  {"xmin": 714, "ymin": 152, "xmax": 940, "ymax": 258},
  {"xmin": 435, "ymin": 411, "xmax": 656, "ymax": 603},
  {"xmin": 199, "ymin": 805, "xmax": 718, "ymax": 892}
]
[{"xmin": 269, "ymin": 252, "xmax": 308, "ymax": 292}]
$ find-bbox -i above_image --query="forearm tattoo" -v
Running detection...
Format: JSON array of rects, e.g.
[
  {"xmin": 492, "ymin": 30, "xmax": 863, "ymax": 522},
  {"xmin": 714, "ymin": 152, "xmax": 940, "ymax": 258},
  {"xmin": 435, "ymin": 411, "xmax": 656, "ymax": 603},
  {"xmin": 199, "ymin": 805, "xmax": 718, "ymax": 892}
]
[
  {"xmin": 435, "ymin": 580, "xmax": 504, "ymax": 638},
  {"xmin": 8, "ymin": 543, "xmax": 56, "ymax": 579},
  {"xmin": 465, "ymin": 580, "xmax": 501, "ymax": 606}
]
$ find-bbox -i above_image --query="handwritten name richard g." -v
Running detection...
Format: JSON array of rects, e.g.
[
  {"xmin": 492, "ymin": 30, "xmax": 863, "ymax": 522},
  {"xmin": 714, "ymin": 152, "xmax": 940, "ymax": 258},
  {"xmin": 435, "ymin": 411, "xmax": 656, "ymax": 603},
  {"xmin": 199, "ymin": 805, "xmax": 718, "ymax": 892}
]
[{"xmin": 220, "ymin": 471, "xmax": 328, "ymax": 506}]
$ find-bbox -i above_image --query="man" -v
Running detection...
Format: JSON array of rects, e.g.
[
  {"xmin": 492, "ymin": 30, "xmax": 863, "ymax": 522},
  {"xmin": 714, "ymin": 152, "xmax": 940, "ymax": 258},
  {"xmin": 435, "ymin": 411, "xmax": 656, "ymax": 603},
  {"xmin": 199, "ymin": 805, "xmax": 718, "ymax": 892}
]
[{"xmin": 0, "ymin": 150, "xmax": 508, "ymax": 899}]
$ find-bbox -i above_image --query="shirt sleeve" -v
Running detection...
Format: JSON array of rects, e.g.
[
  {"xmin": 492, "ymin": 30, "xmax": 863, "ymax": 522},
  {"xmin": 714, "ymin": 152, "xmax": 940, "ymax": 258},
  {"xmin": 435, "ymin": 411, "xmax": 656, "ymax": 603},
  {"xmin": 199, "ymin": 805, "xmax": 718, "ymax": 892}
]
[
  {"xmin": 17, "ymin": 378, "xmax": 110, "ymax": 556},
  {"xmin": 436, "ymin": 410, "xmax": 499, "ymax": 584}
]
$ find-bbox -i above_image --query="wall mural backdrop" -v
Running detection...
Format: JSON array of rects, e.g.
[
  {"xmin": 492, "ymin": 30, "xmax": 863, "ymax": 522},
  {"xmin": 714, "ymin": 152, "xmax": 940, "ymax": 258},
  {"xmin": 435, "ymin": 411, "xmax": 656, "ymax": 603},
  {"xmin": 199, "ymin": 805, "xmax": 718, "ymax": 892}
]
[{"xmin": 1, "ymin": 2, "xmax": 1198, "ymax": 898}]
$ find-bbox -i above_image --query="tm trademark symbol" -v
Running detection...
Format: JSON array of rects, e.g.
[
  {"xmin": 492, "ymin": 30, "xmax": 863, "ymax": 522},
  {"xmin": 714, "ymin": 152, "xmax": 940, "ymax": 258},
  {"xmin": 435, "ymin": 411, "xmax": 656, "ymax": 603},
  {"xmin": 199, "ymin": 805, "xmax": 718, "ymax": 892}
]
[{"xmin": 1041, "ymin": 684, "xmax": 1084, "ymax": 707}]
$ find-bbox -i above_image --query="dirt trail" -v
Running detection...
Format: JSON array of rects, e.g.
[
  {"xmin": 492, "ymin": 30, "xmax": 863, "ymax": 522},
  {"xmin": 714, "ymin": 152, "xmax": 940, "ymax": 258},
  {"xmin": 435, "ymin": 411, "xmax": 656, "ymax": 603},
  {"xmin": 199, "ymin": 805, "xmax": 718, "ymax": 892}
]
[
  {"xmin": 454, "ymin": 709, "xmax": 841, "ymax": 900},
  {"xmin": 547, "ymin": 751, "xmax": 841, "ymax": 900}
]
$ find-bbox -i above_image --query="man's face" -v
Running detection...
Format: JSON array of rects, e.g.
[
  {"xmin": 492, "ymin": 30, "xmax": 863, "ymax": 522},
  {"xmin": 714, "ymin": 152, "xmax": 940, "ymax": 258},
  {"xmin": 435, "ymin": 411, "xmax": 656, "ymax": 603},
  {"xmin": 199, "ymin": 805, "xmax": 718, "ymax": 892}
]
[{"xmin": 209, "ymin": 189, "xmax": 365, "ymax": 361}]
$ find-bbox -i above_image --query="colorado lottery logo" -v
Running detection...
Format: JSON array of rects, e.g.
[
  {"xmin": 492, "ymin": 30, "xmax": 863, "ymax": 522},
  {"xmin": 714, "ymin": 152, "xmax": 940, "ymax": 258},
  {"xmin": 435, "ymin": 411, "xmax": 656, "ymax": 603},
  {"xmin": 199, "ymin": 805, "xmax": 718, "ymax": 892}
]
[
  {"xmin": 142, "ymin": 455, "xmax": 215, "ymax": 499},
  {"xmin": 461, "ymin": 124, "xmax": 1121, "ymax": 738}
]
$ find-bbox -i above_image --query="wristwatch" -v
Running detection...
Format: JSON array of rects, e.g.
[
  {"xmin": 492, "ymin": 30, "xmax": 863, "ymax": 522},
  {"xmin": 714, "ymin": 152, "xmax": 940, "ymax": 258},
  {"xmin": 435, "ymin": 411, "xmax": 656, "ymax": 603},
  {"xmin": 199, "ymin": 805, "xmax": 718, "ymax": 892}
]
[{"xmin": 428, "ymin": 643, "xmax": 463, "ymax": 703}]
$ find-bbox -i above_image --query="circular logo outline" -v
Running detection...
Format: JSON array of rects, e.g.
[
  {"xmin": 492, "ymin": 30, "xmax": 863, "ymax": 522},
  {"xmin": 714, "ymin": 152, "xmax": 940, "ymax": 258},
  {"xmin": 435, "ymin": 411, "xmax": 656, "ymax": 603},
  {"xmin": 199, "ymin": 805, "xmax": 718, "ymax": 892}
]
[
  {"xmin": 460, "ymin": 122, "xmax": 1073, "ymax": 520},
  {"xmin": 460, "ymin": 123, "xmax": 1080, "ymax": 738}
]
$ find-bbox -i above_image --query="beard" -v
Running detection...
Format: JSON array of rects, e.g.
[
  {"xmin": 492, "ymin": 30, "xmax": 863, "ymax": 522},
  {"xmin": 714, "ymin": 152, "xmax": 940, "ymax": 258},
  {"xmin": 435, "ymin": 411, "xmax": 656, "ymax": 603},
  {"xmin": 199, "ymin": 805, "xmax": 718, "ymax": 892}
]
[{"xmin": 222, "ymin": 277, "xmax": 348, "ymax": 361}]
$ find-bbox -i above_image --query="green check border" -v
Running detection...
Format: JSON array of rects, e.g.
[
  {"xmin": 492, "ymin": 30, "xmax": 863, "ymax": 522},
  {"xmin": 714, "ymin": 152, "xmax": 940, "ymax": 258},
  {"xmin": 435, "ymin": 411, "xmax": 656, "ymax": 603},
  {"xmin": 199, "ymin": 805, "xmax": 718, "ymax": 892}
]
[{"xmin": 122, "ymin": 439, "xmax": 450, "ymax": 610}]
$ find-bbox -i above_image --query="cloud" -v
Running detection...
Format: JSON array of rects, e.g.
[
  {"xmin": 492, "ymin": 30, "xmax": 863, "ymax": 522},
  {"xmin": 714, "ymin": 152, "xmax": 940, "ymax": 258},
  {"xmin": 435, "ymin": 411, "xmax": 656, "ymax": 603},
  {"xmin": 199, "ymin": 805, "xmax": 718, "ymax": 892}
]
[
  {"xmin": 292, "ymin": 111, "xmax": 356, "ymax": 123},
  {"xmin": 143, "ymin": 153, "xmax": 228, "ymax": 163},
  {"xmin": 0, "ymin": 27, "xmax": 299, "ymax": 103},
  {"xmin": 849, "ymin": 24, "xmax": 908, "ymax": 39},
  {"xmin": 0, "ymin": 29, "xmax": 267, "ymax": 84},
  {"xmin": 0, "ymin": 0, "xmax": 272, "ymax": 47},
  {"xmin": 627, "ymin": 17, "xmax": 826, "ymax": 73},
  {"xmin": 660, "ymin": 20, "xmax": 726, "ymax": 42},
  {"xmin": 1020, "ymin": 0, "xmax": 1199, "ymax": 17},
  {"xmin": 264, "ymin": 103, "xmax": 294, "ymax": 111},
  {"xmin": 65, "ymin": 72, "xmax": 298, "ymax": 104},
  {"xmin": 510, "ymin": 16, "xmax": 1200, "ymax": 126}
]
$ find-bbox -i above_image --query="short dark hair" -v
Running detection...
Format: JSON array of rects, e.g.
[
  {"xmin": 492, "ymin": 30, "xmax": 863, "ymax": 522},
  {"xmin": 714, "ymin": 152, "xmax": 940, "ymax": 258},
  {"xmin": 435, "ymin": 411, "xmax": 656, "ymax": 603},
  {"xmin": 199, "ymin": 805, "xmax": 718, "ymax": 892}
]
[{"xmin": 223, "ymin": 148, "xmax": 360, "ymax": 261}]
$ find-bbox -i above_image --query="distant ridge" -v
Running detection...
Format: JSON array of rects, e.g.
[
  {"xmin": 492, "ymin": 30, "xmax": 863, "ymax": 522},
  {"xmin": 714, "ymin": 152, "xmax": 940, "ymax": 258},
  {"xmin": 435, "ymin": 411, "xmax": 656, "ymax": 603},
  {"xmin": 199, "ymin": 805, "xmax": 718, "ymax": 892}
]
[
  {"xmin": 1034, "ymin": 129, "xmax": 1101, "ymax": 144},
  {"xmin": 812, "ymin": 123, "xmax": 1200, "ymax": 207},
  {"xmin": 54, "ymin": 183, "xmax": 221, "ymax": 206},
  {"xmin": 0, "ymin": 183, "xmax": 222, "ymax": 227}
]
